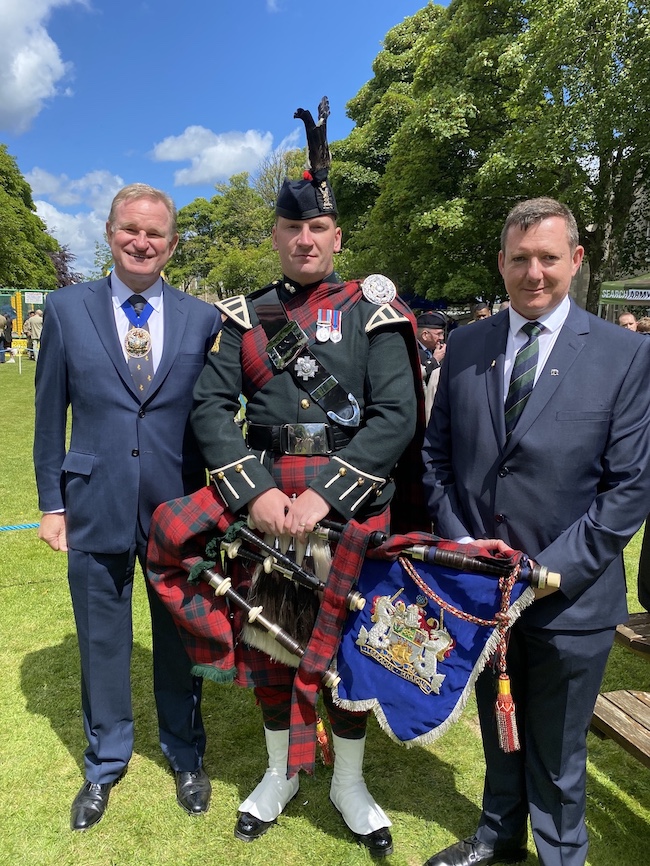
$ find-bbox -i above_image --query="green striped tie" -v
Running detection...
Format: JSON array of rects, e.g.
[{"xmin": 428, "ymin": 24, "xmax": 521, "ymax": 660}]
[{"xmin": 504, "ymin": 321, "xmax": 544, "ymax": 438}]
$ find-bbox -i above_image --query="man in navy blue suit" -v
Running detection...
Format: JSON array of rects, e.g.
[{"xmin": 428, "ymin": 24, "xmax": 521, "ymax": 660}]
[
  {"xmin": 34, "ymin": 183, "xmax": 221, "ymax": 830},
  {"xmin": 421, "ymin": 198, "xmax": 650, "ymax": 866}
]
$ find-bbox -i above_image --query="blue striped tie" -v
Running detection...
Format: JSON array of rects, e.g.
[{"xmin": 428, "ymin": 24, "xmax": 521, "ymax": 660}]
[{"xmin": 505, "ymin": 321, "xmax": 544, "ymax": 438}]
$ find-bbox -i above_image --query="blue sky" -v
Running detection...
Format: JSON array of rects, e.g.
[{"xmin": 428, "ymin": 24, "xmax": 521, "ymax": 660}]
[{"xmin": 0, "ymin": 1, "xmax": 447, "ymax": 276}]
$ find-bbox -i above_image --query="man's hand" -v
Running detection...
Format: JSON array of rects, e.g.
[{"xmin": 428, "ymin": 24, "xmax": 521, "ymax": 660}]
[
  {"xmin": 283, "ymin": 489, "xmax": 331, "ymax": 541},
  {"xmin": 433, "ymin": 343, "xmax": 446, "ymax": 364},
  {"xmin": 471, "ymin": 537, "xmax": 516, "ymax": 556},
  {"xmin": 248, "ymin": 488, "xmax": 294, "ymax": 537},
  {"xmin": 38, "ymin": 513, "xmax": 68, "ymax": 552},
  {"xmin": 471, "ymin": 538, "xmax": 559, "ymax": 597}
]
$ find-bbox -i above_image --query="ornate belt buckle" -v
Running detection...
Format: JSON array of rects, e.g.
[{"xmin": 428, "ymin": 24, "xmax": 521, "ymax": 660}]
[
  {"xmin": 283, "ymin": 423, "xmax": 332, "ymax": 455},
  {"xmin": 267, "ymin": 321, "xmax": 309, "ymax": 370}
]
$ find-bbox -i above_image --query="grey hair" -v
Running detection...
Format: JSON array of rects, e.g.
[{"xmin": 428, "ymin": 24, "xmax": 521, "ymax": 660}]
[
  {"xmin": 107, "ymin": 183, "xmax": 177, "ymax": 238},
  {"xmin": 501, "ymin": 197, "xmax": 579, "ymax": 253}
]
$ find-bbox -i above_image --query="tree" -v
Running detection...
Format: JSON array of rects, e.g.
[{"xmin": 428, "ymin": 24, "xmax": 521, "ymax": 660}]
[
  {"xmin": 48, "ymin": 245, "xmax": 84, "ymax": 286},
  {"xmin": 334, "ymin": 0, "xmax": 650, "ymax": 311},
  {"xmin": 0, "ymin": 144, "xmax": 58, "ymax": 289},
  {"xmin": 166, "ymin": 172, "xmax": 277, "ymax": 296},
  {"xmin": 88, "ymin": 240, "xmax": 113, "ymax": 280},
  {"xmin": 254, "ymin": 148, "xmax": 306, "ymax": 209}
]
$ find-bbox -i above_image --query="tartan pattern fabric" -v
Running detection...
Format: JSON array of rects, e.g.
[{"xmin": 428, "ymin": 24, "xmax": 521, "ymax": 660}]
[
  {"xmin": 504, "ymin": 321, "xmax": 544, "ymax": 437},
  {"xmin": 288, "ymin": 518, "xmax": 372, "ymax": 776},
  {"xmin": 146, "ymin": 485, "xmax": 241, "ymax": 682},
  {"xmin": 241, "ymin": 280, "xmax": 361, "ymax": 399},
  {"xmin": 367, "ymin": 532, "xmax": 524, "ymax": 572}
]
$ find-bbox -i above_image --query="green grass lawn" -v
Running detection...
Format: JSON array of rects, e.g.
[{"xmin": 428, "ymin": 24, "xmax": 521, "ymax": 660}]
[{"xmin": 1, "ymin": 359, "xmax": 648, "ymax": 866}]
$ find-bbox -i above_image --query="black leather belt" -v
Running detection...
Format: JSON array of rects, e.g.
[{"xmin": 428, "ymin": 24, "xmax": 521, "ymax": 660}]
[{"xmin": 247, "ymin": 423, "xmax": 352, "ymax": 455}]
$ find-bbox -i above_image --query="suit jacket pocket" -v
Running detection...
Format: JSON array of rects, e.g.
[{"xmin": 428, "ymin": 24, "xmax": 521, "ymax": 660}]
[
  {"xmin": 555, "ymin": 410, "xmax": 611, "ymax": 422},
  {"xmin": 61, "ymin": 450, "xmax": 95, "ymax": 476}
]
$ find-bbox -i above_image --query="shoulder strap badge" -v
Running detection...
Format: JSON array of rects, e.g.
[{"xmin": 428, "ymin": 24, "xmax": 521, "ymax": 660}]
[{"xmin": 216, "ymin": 295, "xmax": 252, "ymax": 330}]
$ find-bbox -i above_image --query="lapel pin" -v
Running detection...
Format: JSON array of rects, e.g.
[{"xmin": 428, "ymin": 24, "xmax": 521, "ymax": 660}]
[{"xmin": 551, "ymin": 369, "xmax": 559, "ymax": 376}]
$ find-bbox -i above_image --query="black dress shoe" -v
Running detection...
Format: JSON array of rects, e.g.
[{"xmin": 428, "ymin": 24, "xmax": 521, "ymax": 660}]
[
  {"xmin": 354, "ymin": 826, "xmax": 394, "ymax": 858},
  {"xmin": 234, "ymin": 811, "xmax": 275, "ymax": 842},
  {"xmin": 175, "ymin": 768, "xmax": 211, "ymax": 814},
  {"xmin": 70, "ymin": 777, "xmax": 120, "ymax": 831},
  {"xmin": 423, "ymin": 835, "xmax": 527, "ymax": 866}
]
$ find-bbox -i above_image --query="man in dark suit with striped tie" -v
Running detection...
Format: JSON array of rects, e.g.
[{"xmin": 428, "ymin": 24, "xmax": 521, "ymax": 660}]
[
  {"xmin": 421, "ymin": 198, "xmax": 650, "ymax": 866},
  {"xmin": 34, "ymin": 183, "xmax": 221, "ymax": 831}
]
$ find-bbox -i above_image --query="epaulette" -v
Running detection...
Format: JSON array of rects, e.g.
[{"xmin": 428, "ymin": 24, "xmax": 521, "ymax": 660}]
[
  {"xmin": 215, "ymin": 295, "xmax": 252, "ymax": 330},
  {"xmin": 365, "ymin": 303, "xmax": 410, "ymax": 333}
]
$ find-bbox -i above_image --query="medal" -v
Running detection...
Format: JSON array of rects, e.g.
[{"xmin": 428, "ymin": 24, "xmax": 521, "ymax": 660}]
[
  {"xmin": 125, "ymin": 327, "xmax": 152, "ymax": 358},
  {"xmin": 330, "ymin": 309, "xmax": 342, "ymax": 342},
  {"xmin": 361, "ymin": 274, "xmax": 397, "ymax": 304},
  {"xmin": 317, "ymin": 309, "xmax": 332, "ymax": 342}
]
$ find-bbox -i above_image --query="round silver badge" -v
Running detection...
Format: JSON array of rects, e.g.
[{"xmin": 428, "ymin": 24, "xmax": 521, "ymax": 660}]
[
  {"xmin": 361, "ymin": 274, "xmax": 397, "ymax": 305},
  {"xmin": 125, "ymin": 327, "xmax": 152, "ymax": 358},
  {"xmin": 330, "ymin": 329, "xmax": 342, "ymax": 343},
  {"xmin": 316, "ymin": 326, "xmax": 330, "ymax": 342}
]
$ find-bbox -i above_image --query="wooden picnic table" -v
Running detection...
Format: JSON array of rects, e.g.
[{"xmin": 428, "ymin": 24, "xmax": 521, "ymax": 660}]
[{"xmin": 591, "ymin": 612, "xmax": 650, "ymax": 768}]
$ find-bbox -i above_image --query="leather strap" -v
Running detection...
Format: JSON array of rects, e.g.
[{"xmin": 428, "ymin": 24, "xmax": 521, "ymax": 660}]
[{"xmin": 251, "ymin": 287, "xmax": 361, "ymax": 428}]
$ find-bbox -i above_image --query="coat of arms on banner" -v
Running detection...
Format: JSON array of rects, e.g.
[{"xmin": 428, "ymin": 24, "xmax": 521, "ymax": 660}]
[{"xmin": 355, "ymin": 590, "xmax": 455, "ymax": 695}]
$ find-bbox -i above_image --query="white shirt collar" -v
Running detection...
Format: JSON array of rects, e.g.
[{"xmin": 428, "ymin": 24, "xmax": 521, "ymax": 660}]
[
  {"xmin": 110, "ymin": 272, "xmax": 164, "ymax": 312},
  {"xmin": 508, "ymin": 293, "xmax": 570, "ymax": 337}
]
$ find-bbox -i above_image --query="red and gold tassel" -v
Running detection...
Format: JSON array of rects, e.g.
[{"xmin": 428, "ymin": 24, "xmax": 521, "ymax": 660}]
[
  {"xmin": 316, "ymin": 715, "xmax": 334, "ymax": 766},
  {"xmin": 495, "ymin": 674, "xmax": 520, "ymax": 753}
]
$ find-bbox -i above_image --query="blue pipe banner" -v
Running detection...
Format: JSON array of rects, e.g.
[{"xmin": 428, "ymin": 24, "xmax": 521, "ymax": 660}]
[{"xmin": 333, "ymin": 555, "xmax": 534, "ymax": 747}]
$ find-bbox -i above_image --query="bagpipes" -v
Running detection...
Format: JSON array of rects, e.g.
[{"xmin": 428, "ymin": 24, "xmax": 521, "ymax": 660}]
[{"xmin": 146, "ymin": 485, "xmax": 560, "ymax": 770}]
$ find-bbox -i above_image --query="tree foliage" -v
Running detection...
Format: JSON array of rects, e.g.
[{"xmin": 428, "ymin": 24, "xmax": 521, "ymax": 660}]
[
  {"xmin": 166, "ymin": 171, "xmax": 280, "ymax": 298},
  {"xmin": 48, "ymin": 245, "xmax": 84, "ymax": 286},
  {"xmin": 0, "ymin": 144, "xmax": 58, "ymax": 289},
  {"xmin": 332, "ymin": 0, "xmax": 650, "ymax": 310}
]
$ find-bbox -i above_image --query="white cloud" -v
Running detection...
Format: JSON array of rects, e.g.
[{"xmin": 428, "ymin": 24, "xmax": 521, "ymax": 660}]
[
  {"xmin": 0, "ymin": 0, "xmax": 84, "ymax": 134},
  {"xmin": 29, "ymin": 168, "xmax": 124, "ymax": 277},
  {"xmin": 151, "ymin": 126, "xmax": 274, "ymax": 186}
]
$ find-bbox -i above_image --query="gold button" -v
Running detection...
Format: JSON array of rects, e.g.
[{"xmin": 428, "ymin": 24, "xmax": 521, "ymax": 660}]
[
  {"xmin": 357, "ymin": 477, "xmax": 364, "ymax": 486},
  {"xmin": 339, "ymin": 467, "xmax": 347, "ymax": 476},
  {"xmin": 235, "ymin": 464, "xmax": 243, "ymax": 473},
  {"xmin": 301, "ymin": 399, "xmax": 310, "ymax": 409},
  {"xmin": 217, "ymin": 472, "xmax": 225, "ymax": 480}
]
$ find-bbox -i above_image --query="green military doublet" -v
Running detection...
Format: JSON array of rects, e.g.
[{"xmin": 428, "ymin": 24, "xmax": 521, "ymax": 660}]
[{"xmin": 190, "ymin": 277, "xmax": 419, "ymax": 521}]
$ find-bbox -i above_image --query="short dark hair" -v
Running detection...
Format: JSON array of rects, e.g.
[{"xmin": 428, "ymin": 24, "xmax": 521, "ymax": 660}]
[{"xmin": 501, "ymin": 197, "xmax": 579, "ymax": 253}]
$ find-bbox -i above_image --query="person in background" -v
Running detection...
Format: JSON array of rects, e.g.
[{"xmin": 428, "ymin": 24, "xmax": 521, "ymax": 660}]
[
  {"xmin": 30, "ymin": 309, "xmax": 44, "ymax": 361},
  {"xmin": 34, "ymin": 183, "xmax": 221, "ymax": 832},
  {"xmin": 23, "ymin": 310, "xmax": 36, "ymax": 359},
  {"xmin": 421, "ymin": 197, "xmax": 650, "ymax": 866},
  {"xmin": 618, "ymin": 310, "xmax": 638, "ymax": 330},
  {"xmin": 0, "ymin": 311, "xmax": 6, "ymax": 363},
  {"xmin": 471, "ymin": 301, "xmax": 491, "ymax": 321},
  {"xmin": 635, "ymin": 315, "xmax": 650, "ymax": 334}
]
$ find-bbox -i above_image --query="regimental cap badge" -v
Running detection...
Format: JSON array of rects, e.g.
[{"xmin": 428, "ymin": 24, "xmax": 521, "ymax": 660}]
[{"xmin": 275, "ymin": 96, "xmax": 338, "ymax": 220}]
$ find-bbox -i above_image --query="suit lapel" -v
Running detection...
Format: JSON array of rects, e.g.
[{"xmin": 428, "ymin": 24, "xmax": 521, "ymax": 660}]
[
  {"xmin": 484, "ymin": 314, "xmax": 509, "ymax": 446},
  {"xmin": 503, "ymin": 301, "xmax": 589, "ymax": 454},
  {"xmin": 84, "ymin": 279, "xmax": 137, "ymax": 396}
]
